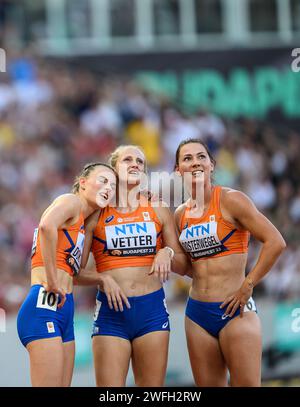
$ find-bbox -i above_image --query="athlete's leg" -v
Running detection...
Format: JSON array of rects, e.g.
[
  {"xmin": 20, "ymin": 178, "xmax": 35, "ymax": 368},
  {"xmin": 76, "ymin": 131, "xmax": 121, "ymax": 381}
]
[
  {"xmin": 62, "ymin": 340, "xmax": 75, "ymax": 387},
  {"xmin": 185, "ymin": 316, "xmax": 228, "ymax": 386},
  {"xmin": 27, "ymin": 337, "xmax": 64, "ymax": 387},
  {"xmin": 219, "ymin": 312, "xmax": 262, "ymax": 387},
  {"xmin": 131, "ymin": 331, "xmax": 169, "ymax": 387},
  {"xmin": 92, "ymin": 336, "xmax": 132, "ymax": 386}
]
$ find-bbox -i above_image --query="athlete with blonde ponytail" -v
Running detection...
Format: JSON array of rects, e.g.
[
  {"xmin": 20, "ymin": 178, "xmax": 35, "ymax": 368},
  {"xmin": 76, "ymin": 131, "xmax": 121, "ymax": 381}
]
[{"xmin": 79, "ymin": 145, "xmax": 189, "ymax": 387}]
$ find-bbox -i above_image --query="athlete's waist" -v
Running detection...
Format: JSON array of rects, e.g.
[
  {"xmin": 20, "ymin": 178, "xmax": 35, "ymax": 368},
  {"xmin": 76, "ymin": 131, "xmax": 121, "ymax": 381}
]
[
  {"xmin": 95, "ymin": 256, "xmax": 155, "ymax": 273},
  {"xmin": 30, "ymin": 283, "xmax": 74, "ymax": 299},
  {"xmin": 31, "ymin": 267, "xmax": 73, "ymax": 294},
  {"xmin": 31, "ymin": 257, "xmax": 74, "ymax": 275},
  {"xmin": 97, "ymin": 286, "xmax": 165, "ymax": 302},
  {"xmin": 190, "ymin": 279, "xmax": 247, "ymax": 303},
  {"xmin": 98, "ymin": 266, "xmax": 162, "ymax": 296}
]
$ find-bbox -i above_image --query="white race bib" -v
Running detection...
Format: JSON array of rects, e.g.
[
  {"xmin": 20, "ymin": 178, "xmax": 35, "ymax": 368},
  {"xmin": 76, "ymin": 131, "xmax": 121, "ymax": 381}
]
[
  {"xmin": 105, "ymin": 222, "xmax": 157, "ymax": 257},
  {"xmin": 36, "ymin": 287, "xmax": 58, "ymax": 311},
  {"xmin": 179, "ymin": 219, "xmax": 225, "ymax": 259}
]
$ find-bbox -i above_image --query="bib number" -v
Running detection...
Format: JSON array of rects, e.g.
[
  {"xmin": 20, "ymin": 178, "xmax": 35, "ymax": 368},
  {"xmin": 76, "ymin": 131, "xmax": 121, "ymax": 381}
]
[
  {"xmin": 36, "ymin": 287, "xmax": 58, "ymax": 311},
  {"xmin": 244, "ymin": 297, "xmax": 257, "ymax": 313}
]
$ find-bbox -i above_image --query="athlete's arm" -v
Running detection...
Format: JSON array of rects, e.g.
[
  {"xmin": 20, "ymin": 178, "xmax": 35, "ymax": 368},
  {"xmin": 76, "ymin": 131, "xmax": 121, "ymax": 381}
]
[
  {"xmin": 38, "ymin": 194, "xmax": 81, "ymax": 307},
  {"xmin": 81, "ymin": 210, "xmax": 100, "ymax": 271},
  {"xmin": 73, "ymin": 211, "xmax": 102, "ymax": 286},
  {"xmin": 74, "ymin": 267, "xmax": 130, "ymax": 312},
  {"xmin": 73, "ymin": 211, "xmax": 130, "ymax": 311},
  {"xmin": 220, "ymin": 190, "xmax": 286, "ymax": 317},
  {"xmin": 149, "ymin": 204, "xmax": 191, "ymax": 283},
  {"xmin": 174, "ymin": 204, "xmax": 193, "ymax": 278}
]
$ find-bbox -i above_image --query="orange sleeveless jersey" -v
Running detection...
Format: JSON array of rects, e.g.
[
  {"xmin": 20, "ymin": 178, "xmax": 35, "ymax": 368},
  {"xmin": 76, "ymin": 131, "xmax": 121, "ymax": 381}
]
[
  {"xmin": 31, "ymin": 213, "xmax": 85, "ymax": 276},
  {"xmin": 179, "ymin": 186, "xmax": 249, "ymax": 261},
  {"xmin": 92, "ymin": 202, "xmax": 163, "ymax": 273}
]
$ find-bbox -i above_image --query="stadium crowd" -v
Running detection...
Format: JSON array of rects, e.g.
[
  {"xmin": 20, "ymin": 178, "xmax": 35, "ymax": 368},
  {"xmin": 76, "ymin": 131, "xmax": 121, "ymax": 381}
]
[{"xmin": 0, "ymin": 54, "xmax": 299, "ymax": 313}]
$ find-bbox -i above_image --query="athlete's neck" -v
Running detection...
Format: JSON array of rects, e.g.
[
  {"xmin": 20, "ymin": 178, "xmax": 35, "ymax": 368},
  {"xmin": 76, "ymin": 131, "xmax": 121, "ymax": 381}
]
[
  {"xmin": 78, "ymin": 195, "xmax": 96, "ymax": 219},
  {"xmin": 117, "ymin": 182, "xmax": 140, "ymax": 213},
  {"xmin": 190, "ymin": 182, "xmax": 213, "ymax": 210}
]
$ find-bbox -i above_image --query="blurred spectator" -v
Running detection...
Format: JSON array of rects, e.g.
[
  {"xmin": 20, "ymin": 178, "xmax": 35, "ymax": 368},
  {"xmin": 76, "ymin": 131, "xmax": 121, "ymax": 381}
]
[
  {"xmin": 290, "ymin": 188, "xmax": 300, "ymax": 223},
  {"xmin": 247, "ymin": 174, "xmax": 276, "ymax": 211}
]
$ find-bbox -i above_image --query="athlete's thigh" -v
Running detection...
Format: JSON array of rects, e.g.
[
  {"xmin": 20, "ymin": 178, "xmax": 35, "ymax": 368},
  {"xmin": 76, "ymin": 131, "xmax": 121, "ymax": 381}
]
[
  {"xmin": 132, "ymin": 331, "xmax": 169, "ymax": 387},
  {"xmin": 92, "ymin": 335, "xmax": 132, "ymax": 387},
  {"xmin": 27, "ymin": 337, "xmax": 64, "ymax": 387},
  {"xmin": 62, "ymin": 340, "xmax": 75, "ymax": 387},
  {"xmin": 219, "ymin": 312, "xmax": 262, "ymax": 387},
  {"xmin": 185, "ymin": 316, "xmax": 228, "ymax": 387}
]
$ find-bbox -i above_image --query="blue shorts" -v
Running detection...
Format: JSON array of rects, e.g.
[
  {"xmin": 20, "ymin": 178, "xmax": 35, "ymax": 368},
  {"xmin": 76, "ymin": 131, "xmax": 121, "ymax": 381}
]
[
  {"xmin": 185, "ymin": 296, "xmax": 257, "ymax": 338},
  {"xmin": 92, "ymin": 288, "xmax": 170, "ymax": 341},
  {"xmin": 17, "ymin": 284, "xmax": 75, "ymax": 347}
]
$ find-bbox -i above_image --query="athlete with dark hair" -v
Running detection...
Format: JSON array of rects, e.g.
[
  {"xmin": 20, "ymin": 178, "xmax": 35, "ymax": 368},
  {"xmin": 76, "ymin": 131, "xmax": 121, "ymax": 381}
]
[{"xmin": 175, "ymin": 139, "xmax": 286, "ymax": 386}]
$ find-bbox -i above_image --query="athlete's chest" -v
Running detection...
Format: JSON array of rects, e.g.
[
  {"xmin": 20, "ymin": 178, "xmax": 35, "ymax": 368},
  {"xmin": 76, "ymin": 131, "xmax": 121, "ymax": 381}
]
[
  {"xmin": 179, "ymin": 215, "xmax": 233, "ymax": 259},
  {"xmin": 180, "ymin": 215, "xmax": 220, "ymax": 242},
  {"xmin": 96, "ymin": 211, "xmax": 161, "ymax": 253}
]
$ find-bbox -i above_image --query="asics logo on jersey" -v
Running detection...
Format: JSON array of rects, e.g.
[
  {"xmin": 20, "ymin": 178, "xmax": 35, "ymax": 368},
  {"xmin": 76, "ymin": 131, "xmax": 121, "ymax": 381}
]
[{"xmin": 105, "ymin": 215, "xmax": 114, "ymax": 224}]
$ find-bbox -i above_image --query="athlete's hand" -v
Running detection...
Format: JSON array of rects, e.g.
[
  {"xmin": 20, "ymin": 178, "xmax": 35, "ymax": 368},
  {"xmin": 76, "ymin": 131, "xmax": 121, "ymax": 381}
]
[
  {"xmin": 100, "ymin": 274, "xmax": 131, "ymax": 312},
  {"xmin": 149, "ymin": 248, "xmax": 172, "ymax": 283},
  {"xmin": 219, "ymin": 282, "xmax": 253, "ymax": 318},
  {"xmin": 42, "ymin": 282, "xmax": 66, "ymax": 309}
]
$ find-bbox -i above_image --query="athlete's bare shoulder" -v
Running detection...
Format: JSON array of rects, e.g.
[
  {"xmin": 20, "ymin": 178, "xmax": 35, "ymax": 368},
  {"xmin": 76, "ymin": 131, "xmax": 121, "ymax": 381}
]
[
  {"xmin": 42, "ymin": 193, "xmax": 80, "ymax": 219},
  {"xmin": 220, "ymin": 186, "xmax": 258, "ymax": 225},
  {"xmin": 52, "ymin": 193, "xmax": 81, "ymax": 207},
  {"xmin": 175, "ymin": 202, "xmax": 188, "ymax": 215},
  {"xmin": 220, "ymin": 186, "xmax": 251, "ymax": 205},
  {"xmin": 220, "ymin": 186, "xmax": 232, "ymax": 193}
]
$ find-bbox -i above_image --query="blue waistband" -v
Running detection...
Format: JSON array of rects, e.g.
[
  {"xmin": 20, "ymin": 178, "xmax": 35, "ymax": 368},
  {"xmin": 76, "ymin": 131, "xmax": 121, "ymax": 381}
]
[
  {"xmin": 188, "ymin": 296, "xmax": 224, "ymax": 307},
  {"xmin": 31, "ymin": 284, "xmax": 73, "ymax": 299}
]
